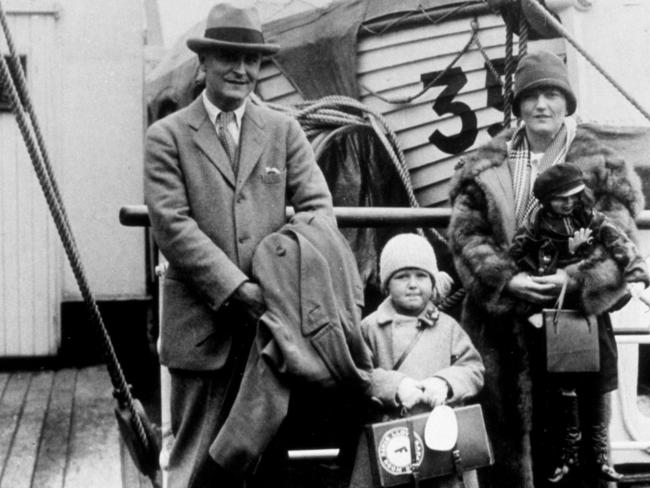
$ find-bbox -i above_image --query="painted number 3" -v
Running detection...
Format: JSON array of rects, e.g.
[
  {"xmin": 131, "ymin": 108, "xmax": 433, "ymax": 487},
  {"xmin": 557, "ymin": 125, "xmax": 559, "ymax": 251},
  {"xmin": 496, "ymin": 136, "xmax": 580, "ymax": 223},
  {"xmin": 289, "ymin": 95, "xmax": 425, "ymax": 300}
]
[{"xmin": 421, "ymin": 58, "xmax": 509, "ymax": 155}]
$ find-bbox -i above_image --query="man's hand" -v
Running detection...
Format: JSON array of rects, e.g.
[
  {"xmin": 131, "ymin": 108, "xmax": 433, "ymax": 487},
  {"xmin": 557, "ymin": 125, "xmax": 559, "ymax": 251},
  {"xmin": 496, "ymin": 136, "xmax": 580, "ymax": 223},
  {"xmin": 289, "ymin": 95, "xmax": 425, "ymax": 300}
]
[
  {"xmin": 419, "ymin": 377, "xmax": 450, "ymax": 407},
  {"xmin": 568, "ymin": 227, "xmax": 593, "ymax": 254},
  {"xmin": 234, "ymin": 281, "xmax": 266, "ymax": 320},
  {"xmin": 506, "ymin": 272, "xmax": 557, "ymax": 303},
  {"xmin": 397, "ymin": 377, "xmax": 425, "ymax": 410}
]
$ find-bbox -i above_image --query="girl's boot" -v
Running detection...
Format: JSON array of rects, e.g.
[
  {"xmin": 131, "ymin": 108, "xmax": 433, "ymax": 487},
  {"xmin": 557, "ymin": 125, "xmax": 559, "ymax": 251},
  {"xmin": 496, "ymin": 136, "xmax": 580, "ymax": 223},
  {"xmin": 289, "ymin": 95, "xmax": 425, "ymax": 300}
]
[{"xmin": 547, "ymin": 390, "xmax": 581, "ymax": 483}]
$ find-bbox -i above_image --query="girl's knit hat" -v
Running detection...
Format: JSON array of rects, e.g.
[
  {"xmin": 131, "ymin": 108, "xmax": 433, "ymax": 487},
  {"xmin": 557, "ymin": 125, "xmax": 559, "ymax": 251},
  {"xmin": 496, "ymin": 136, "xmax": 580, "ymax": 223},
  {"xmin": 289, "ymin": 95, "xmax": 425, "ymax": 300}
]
[{"xmin": 380, "ymin": 233, "xmax": 438, "ymax": 290}]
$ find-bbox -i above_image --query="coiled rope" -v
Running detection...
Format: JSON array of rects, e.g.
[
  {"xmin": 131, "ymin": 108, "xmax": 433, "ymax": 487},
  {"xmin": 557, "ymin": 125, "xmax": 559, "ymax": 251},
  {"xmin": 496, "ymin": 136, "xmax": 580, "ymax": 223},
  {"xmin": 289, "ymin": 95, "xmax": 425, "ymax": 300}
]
[
  {"xmin": 250, "ymin": 93, "xmax": 453, "ymax": 245},
  {"xmin": 0, "ymin": 3, "xmax": 158, "ymax": 486},
  {"xmin": 249, "ymin": 92, "xmax": 470, "ymax": 310}
]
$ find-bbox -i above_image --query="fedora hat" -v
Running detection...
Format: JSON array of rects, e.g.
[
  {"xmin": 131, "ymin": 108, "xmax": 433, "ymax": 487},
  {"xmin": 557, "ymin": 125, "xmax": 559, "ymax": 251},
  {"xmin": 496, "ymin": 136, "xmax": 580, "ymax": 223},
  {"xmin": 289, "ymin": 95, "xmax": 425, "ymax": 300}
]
[{"xmin": 187, "ymin": 2, "xmax": 280, "ymax": 55}]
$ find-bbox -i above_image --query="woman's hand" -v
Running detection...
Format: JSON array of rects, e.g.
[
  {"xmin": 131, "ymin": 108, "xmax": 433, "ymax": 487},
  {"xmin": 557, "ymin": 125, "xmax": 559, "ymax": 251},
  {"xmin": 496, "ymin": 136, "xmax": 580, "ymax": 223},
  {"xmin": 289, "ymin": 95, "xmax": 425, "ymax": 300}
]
[
  {"xmin": 507, "ymin": 272, "xmax": 557, "ymax": 303},
  {"xmin": 530, "ymin": 269, "xmax": 568, "ymax": 296}
]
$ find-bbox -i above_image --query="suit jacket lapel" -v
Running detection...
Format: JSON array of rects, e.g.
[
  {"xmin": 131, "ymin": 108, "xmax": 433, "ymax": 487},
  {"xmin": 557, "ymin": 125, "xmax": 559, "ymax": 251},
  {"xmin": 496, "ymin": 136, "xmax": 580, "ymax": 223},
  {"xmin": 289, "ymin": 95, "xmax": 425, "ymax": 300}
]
[
  {"xmin": 187, "ymin": 97, "xmax": 236, "ymax": 188},
  {"xmin": 236, "ymin": 101, "xmax": 267, "ymax": 187}
]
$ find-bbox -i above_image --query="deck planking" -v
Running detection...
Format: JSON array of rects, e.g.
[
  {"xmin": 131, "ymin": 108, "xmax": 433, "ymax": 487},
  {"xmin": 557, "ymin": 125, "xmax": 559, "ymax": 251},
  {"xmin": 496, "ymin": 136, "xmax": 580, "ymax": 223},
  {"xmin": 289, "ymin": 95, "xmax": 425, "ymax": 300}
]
[{"xmin": 0, "ymin": 367, "xmax": 152, "ymax": 488}]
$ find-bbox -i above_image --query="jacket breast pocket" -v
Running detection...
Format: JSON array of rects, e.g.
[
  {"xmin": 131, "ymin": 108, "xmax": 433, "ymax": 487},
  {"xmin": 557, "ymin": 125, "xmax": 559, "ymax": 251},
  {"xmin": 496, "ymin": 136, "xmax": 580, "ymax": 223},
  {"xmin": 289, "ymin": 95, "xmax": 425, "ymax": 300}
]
[{"xmin": 261, "ymin": 167, "xmax": 285, "ymax": 184}]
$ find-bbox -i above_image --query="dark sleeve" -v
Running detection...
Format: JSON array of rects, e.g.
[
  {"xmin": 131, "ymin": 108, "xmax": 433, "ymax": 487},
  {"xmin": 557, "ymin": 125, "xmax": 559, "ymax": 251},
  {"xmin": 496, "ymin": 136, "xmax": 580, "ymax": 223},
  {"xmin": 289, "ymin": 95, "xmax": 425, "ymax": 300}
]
[
  {"xmin": 598, "ymin": 216, "xmax": 650, "ymax": 286},
  {"xmin": 509, "ymin": 215, "xmax": 542, "ymax": 275},
  {"xmin": 564, "ymin": 212, "xmax": 649, "ymax": 315},
  {"xmin": 448, "ymin": 178, "xmax": 519, "ymax": 316}
]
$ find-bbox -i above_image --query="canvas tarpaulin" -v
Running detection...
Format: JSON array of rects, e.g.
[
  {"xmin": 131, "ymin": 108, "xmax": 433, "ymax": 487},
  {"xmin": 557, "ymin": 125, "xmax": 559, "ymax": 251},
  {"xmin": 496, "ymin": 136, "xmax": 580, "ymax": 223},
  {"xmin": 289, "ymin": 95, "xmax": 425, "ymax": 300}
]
[{"xmin": 146, "ymin": 0, "xmax": 483, "ymax": 118}]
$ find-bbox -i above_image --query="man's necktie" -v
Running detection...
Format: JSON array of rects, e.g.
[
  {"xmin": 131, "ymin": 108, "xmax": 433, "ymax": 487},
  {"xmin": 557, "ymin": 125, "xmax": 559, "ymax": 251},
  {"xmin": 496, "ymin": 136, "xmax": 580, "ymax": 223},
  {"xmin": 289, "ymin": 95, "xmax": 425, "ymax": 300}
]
[{"xmin": 217, "ymin": 111, "xmax": 238, "ymax": 173}]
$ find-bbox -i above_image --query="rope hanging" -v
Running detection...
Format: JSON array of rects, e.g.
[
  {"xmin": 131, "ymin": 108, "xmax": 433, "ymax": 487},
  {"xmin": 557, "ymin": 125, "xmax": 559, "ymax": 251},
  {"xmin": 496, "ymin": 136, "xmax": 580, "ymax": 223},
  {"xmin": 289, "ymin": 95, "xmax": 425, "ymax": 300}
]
[
  {"xmin": 359, "ymin": 25, "xmax": 478, "ymax": 105},
  {"xmin": 249, "ymin": 93, "xmax": 470, "ymax": 311},
  {"xmin": 502, "ymin": 20, "xmax": 514, "ymax": 128},
  {"xmin": 518, "ymin": 11, "xmax": 529, "ymax": 57},
  {"xmin": 525, "ymin": 0, "xmax": 650, "ymax": 124},
  {"xmin": 0, "ymin": 4, "xmax": 74, "ymax": 239},
  {"xmin": 0, "ymin": 3, "xmax": 159, "ymax": 486},
  {"xmin": 360, "ymin": 0, "xmax": 476, "ymax": 36}
]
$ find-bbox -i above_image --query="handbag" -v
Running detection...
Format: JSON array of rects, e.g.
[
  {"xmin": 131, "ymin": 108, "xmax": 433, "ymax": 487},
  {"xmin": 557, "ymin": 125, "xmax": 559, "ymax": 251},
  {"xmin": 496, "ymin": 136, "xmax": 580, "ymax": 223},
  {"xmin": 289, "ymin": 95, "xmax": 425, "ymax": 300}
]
[
  {"xmin": 365, "ymin": 405, "xmax": 494, "ymax": 487},
  {"xmin": 543, "ymin": 279, "xmax": 600, "ymax": 372}
]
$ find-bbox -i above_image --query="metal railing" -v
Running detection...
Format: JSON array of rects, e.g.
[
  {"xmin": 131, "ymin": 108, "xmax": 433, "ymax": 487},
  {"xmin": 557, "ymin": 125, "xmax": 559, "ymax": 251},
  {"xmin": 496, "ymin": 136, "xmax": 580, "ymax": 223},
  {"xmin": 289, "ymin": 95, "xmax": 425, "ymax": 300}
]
[{"xmin": 118, "ymin": 205, "xmax": 650, "ymax": 230}]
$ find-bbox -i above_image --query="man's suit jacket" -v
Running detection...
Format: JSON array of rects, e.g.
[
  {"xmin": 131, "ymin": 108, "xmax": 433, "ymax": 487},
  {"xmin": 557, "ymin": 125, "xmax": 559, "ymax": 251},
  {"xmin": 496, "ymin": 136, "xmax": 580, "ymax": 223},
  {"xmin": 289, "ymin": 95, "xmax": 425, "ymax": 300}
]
[{"xmin": 144, "ymin": 96, "xmax": 333, "ymax": 371}]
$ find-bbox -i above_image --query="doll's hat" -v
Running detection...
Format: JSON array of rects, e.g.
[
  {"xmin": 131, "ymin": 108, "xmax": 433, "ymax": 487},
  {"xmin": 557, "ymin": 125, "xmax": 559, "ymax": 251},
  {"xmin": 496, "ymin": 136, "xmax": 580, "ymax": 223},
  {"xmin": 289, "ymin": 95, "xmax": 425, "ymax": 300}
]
[{"xmin": 533, "ymin": 163, "xmax": 585, "ymax": 202}]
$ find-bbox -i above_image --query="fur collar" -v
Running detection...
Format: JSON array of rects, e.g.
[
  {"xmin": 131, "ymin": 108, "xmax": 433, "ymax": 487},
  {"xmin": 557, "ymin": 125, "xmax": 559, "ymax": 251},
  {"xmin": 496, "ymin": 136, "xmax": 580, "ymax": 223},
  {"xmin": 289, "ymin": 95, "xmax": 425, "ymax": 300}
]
[{"xmin": 450, "ymin": 124, "xmax": 643, "ymax": 219}]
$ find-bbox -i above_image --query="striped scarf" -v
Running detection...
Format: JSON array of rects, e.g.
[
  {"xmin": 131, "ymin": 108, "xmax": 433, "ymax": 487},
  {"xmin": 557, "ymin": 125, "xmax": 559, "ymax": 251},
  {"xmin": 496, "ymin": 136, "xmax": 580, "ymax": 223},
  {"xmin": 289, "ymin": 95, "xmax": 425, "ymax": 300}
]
[{"xmin": 510, "ymin": 118, "xmax": 577, "ymax": 228}]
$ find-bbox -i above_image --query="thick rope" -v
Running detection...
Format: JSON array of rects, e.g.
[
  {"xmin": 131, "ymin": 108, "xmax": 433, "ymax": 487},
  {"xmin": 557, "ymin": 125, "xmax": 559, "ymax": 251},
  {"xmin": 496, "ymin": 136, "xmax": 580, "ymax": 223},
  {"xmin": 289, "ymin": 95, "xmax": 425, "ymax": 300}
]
[
  {"xmin": 250, "ymin": 93, "xmax": 448, "ymax": 245},
  {"xmin": 472, "ymin": 19, "xmax": 502, "ymax": 86},
  {"xmin": 525, "ymin": 0, "xmax": 650, "ymax": 124},
  {"xmin": 0, "ymin": 12, "xmax": 150, "ymax": 456},
  {"xmin": 503, "ymin": 20, "xmax": 514, "ymax": 127},
  {"xmin": 518, "ymin": 10, "xmax": 528, "ymax": 57},
  {"xmin": 0, "ymin": 1, "xmax": 74, "ymax": 239}
]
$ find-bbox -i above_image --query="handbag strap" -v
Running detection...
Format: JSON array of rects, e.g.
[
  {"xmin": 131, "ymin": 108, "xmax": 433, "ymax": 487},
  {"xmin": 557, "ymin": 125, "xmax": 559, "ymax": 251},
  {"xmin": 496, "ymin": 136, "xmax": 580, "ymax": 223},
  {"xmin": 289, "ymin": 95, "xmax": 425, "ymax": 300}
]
[
  {"xmin": 552, "ymin": 277, "xmax": 570, "ymax": 324},
  {"xmin": 393, "ymin": 326, "xmax": 425, "ymax": 371},
  {"xmin": 407, "ymin": 418, "xmax": 421, "ymax": 488},
  {"xmin": 452, "ymin": 447, "xmax": 467, "ymax": 488}
]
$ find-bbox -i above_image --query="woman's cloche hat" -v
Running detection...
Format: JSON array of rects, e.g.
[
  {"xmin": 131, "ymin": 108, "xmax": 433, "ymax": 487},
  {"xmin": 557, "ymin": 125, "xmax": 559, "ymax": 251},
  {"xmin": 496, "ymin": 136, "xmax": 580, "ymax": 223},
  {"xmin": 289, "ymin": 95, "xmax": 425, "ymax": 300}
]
[
  {"xmin": 513, "ymin": 50, "xmax": 577, "ymax": 117},
  {"xmin": 187, "ymin": 2, "xmax": 280, "ymax": 55}
]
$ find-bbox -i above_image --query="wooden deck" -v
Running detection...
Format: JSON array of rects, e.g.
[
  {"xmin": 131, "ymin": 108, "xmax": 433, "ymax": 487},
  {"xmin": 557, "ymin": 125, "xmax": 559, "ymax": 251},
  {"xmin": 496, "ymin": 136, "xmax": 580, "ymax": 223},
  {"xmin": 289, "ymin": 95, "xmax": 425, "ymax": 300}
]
[{"xmin": 0, "ymin": 366, "xmax": 154, "ymax": 488}]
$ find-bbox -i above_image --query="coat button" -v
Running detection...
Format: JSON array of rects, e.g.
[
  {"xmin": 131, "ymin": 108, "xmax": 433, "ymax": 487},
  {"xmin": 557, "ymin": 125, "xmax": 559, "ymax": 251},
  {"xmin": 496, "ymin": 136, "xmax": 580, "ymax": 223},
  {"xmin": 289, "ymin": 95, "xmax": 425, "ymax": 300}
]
[
  {"xmin": 239, "ymin": 236, "xmax": 248, "ymax": 243},
  {"xmin": 276, "ymin": 245, "xmax": 286, "ymax": 256},
  {"xmin": 236, "ymin": 193, "xmax": 245, "ymax": 203}
]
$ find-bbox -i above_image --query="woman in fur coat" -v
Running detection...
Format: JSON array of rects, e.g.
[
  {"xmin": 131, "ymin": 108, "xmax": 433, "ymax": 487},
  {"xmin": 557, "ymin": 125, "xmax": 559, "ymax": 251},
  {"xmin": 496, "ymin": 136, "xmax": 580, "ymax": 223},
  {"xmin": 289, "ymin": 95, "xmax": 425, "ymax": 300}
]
[{"xmin": 448, "ymin": 50, "xmax": 647, "ymax": 488}]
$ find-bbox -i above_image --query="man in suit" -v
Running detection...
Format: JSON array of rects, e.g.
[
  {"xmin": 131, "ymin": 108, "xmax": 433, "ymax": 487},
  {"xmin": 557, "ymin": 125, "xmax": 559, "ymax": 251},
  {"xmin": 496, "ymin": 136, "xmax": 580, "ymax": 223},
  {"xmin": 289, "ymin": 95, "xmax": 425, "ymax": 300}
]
[{"xmin": 143, "ymin": 3, "xmax": 333, "ymax": 487}]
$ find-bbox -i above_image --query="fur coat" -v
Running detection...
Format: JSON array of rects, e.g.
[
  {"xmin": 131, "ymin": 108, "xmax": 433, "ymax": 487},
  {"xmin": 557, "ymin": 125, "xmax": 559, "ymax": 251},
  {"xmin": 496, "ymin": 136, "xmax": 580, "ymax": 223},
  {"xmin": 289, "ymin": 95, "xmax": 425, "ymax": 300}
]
[{"xmin": 447, "ymin": 125, "xmax": 647, "ymax": 488}]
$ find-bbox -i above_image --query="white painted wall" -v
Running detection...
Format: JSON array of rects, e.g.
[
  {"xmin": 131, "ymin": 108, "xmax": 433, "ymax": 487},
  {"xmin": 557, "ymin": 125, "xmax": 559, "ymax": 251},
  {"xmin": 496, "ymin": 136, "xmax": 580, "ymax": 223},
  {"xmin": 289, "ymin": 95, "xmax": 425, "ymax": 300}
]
[
  {"xmin": 1, "ymin": 2, "xmax": 61, "ymax": 355},
  {"xmin": 0, "ymin": 0, "xmax": 145, "ymax": 356},
  {"xmin": 57, "ymin": 0, "xmax": 145, "ymax": 300},
  {"xmin": 560, "ymin": 0, "xmax": 650, "ymax": 126}
]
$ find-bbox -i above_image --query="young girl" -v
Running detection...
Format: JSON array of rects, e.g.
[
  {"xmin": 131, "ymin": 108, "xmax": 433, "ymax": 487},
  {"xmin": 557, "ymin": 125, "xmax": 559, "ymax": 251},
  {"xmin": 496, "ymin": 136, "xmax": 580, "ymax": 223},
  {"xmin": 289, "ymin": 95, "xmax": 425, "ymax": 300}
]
[
  {"xmin": 509, "ymin": 163, "xmax": 649, "ymax": 483},
  {"xmin": 350, "ymin": 233, "xmax": 484, "ymax": 488}
]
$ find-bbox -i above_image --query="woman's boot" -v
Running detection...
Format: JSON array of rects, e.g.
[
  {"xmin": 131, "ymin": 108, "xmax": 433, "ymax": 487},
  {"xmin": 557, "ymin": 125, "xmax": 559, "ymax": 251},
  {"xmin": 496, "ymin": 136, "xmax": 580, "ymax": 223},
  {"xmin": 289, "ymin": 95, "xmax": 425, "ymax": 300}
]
[{"xmin": 586, "ymin": 393, "xmax": 623, "ymax": 482}]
